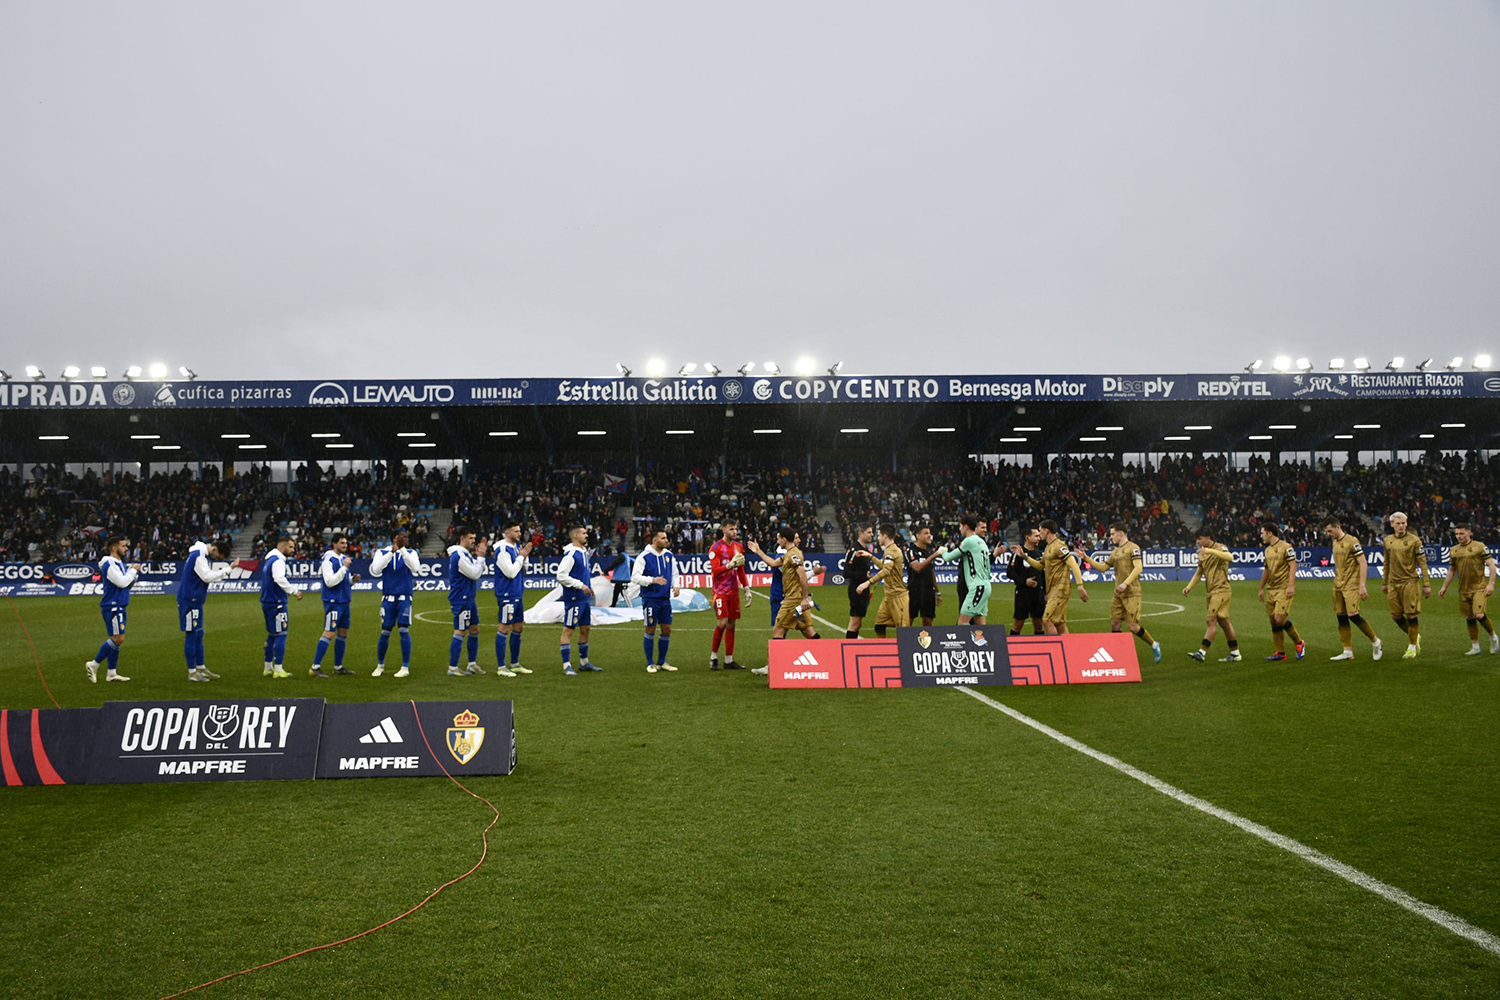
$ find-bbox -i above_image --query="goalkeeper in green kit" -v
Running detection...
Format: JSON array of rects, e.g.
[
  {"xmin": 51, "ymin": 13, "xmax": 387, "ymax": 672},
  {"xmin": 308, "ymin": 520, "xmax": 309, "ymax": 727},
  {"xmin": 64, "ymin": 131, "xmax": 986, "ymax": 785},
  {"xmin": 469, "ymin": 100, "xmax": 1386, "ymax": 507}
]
[{"xmin": 937, "ymin": 515, "xmax": 994, "ymax": 624}]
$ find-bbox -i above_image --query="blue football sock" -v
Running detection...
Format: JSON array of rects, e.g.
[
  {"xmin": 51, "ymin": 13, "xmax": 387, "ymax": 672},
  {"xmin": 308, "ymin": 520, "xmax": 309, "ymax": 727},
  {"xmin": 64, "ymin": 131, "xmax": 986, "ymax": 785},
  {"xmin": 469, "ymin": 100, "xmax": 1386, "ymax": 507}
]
[
  {"xmin": 377, "ymin": 629, "xmax": 391, "ymax": 665},
  {"xmin": 108, "ymin": 639, "xmax": 122, "ymax": 671},
  {"xmin": 399, "ymin": 627, "xmax": 411, "ymax": 666},
  {"xmin": 466, "ymin": 633, "xmax": 478, "ymax": 664},
  {"xmin": 657, "ymin": 635, "xmax": 670, "ymax": 663},
  {"xmin": 560, "ymin": 643, "xmax": 571, "ymax": 666},
  {"xmin": 579, "ymin": 641, "xmax": 589, "ymax": 664},
  {"xmin": 449, "ymin": 636, "xmax": 463, "ymax": 667},
  {"xmin": 272, "ymin": 634, "xmax": 286, "ymax": 666},
  {"xmin": 509, "ymin": 631, "xmax": 522, "ymax": 663},
  {"xmin": 643, "ymin": 633, "xmax": 654, "ymax": 665},
  {"xmin": 96, "ymin": 639, "xmax": 115, "ymax": 666},
  {"xmin": 495, "ymin": 631, "xmax": 508, "ymax": 667},
  {"xmin": 196, "ymin": 632, "xmax": 207, "ymax": 668},
  {"xmin": 333, "ymin": 637, "xmax": 346, "ymax": 667},
  {"xmin": 262, "ymin": 635, "xmax": 274, "ymax": 665},
  {"xmin": 313, "ymin": 637, "xmax": 330, "ymax": 666}
]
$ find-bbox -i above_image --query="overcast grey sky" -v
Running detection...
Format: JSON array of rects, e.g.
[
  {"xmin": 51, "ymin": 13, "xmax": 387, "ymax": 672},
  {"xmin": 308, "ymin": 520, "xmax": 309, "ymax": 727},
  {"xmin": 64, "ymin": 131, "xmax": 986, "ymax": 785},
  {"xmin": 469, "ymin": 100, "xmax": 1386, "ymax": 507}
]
[{"xmin": 2, "ymin": 1, "xmax": 1498, "ymax": 379}]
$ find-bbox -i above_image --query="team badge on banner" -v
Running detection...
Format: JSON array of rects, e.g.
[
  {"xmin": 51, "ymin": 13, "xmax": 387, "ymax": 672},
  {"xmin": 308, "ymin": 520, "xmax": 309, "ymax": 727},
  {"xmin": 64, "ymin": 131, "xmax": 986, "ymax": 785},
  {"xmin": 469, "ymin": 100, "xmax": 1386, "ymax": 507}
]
[{"xmin": 446, "ymin": 709, "xmax": 485, "ymax": 764}]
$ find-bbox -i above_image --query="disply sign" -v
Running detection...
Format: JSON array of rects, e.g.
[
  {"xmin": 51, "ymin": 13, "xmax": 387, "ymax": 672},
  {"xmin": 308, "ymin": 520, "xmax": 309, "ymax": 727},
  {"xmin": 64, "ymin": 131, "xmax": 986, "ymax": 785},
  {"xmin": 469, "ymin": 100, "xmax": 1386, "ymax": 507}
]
[
  {"xmin": 896, "ymin": 625, "xmax": 1014, "ymax": 686},
  {"xmin": 315, "ymin": 701, "xmax": 516, "ymax": 778},
  {"xmin": 87, "ymin": 699, "xmax": 325, "ymax": 784}
]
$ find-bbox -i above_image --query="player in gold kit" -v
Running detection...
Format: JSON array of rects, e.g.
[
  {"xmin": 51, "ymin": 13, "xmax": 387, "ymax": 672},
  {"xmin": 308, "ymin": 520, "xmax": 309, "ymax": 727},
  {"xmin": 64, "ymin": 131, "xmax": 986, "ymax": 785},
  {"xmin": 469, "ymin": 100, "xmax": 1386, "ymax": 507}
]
[
  {"xmin": 1183, "ymin": 529, "xmax": 1240, "ymax": 662},
  {"xmin": 1320, "ymin": 516, "xmax": 1382, "ymax": 660},
  {"xmin": 858, "ymin": 523, "xmax": 910, "ymax": 636},
  {"xmin": 1013, "ymin": 520, "xmax": 1088, "ymax": 635},
  {"xmin": 1257, "ymin": 523, "xmax": 1305, "ymax": 661},
  {"xmin": 1381, "ymin": 512, "xmax": 1431, "ymax": 660},
  {"xmin": 746, "ymin": 527, "xmax": 820, "ymax": 677},
  {"xmin": 1438, "ymin": 523, "xmax": 1498, "ymax": 655},
  {"xmin": 1074, "ymin": 521, "xmax": 1161, "ymax": 663}
]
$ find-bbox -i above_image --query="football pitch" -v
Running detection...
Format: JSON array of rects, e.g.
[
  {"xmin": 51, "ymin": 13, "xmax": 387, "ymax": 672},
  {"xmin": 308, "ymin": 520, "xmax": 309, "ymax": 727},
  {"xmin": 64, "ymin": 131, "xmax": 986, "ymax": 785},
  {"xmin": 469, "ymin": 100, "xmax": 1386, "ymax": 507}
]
[{"xmin": 2, "ymin": 582, "xmax": 1497, "ymax": 999}]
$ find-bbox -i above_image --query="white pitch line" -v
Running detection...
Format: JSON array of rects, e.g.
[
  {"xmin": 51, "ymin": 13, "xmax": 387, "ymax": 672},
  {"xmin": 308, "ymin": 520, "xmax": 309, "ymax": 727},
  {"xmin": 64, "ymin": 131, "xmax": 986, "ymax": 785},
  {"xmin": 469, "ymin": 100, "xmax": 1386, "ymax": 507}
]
[{"xmin": 956, "ymin": 686, "xmax": 1500, "ymax": 957}]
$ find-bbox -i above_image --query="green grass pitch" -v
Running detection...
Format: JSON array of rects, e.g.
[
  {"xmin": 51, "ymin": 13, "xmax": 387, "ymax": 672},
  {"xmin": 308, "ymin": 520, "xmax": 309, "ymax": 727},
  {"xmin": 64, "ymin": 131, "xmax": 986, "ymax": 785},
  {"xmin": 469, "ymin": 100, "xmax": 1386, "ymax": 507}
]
[{"xmin": 1, "ymin": 581, "xmax": 1497, "ymax": 998}]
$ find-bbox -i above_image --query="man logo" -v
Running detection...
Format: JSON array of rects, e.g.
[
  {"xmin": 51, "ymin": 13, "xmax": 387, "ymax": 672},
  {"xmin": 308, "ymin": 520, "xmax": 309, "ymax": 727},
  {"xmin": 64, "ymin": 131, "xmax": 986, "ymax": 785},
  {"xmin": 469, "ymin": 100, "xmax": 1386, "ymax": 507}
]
[
  {"xmin": 752, "ymin": 379, "xmax": 773, "ymax": 400},
  {"xmin": 201, "ymin": 704, "xmax": 241, "ymax": 742},
  {"xmin": 111, "ymin": 383, "xmax": 136, "ymax": 406},
  {"xmin": 971, "ymin": 630, "xmax": 987, "ymax": 646},
  {"xmin": 722, "ymin": 379, "xmax": 744, "ymax": 400},
  {"xmin": 309, "ymin": 382, "xmax": 350, "ymax": 406},
  {"xmin": 447, "ymin": 708, "xmax": 485, "ymax": 764}
]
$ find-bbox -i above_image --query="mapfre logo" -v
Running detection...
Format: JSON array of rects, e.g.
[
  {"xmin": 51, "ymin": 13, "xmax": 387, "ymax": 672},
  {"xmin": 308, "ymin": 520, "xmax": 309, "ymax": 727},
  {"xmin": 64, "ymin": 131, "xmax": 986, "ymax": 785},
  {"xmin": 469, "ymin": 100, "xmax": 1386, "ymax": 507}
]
[{"xmin": 784, "ymin": 671, "xmax": 830, "ymax": 680}]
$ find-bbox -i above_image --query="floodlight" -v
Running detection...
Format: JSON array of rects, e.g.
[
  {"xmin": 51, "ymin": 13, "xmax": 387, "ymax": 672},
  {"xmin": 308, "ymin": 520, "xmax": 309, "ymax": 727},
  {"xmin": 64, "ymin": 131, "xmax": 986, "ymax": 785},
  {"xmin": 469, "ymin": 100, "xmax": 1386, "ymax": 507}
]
[
  {"xmin": 794, "ymin": 357, "xmax": 816, "ymax": 375},
  {"xmin": 1272, "ymin": 356, "xmax": 1291, "ymax": 372},
  {"xmin": 1386, "ymin": 357, "xmax": 1404, "ymax": 371},
  {"xmin": 90, "ymin": 366, "xmax": 107, "ymax": 379},
  {"xmin": 179, "ymin": 367, "xmax": 197, "ymax": 380},
  {"xmin": 645, "ymin": 359, "xmax": 666, "ymax": 377},
  {"xmin": 0, "ymin": 370, "xmax": 9, "ymax": 381},
  {"xmin": 148, "ymin": 363, "xmax": 168, "ymax": 378},
  {"xmin": 1352, "ymin": 358, "xmax": 1371, "ymax": 371},
  {"xmin": 124, "ymin": 366, "xmax": 143, "ymax": 379},
  {"xmin": 25, "ymin": 366, "xmax": 44, "ymax": 379},
  {"xmin": 615, "ymin": 363, "xmax": 632, "ymax": 377},
  {"xmin": 764, "ymin": 362, "xmax": 780, "ymax": 375},
  {"xmin": 1473, "ymin": 354, "xmax": 1492, "ymax": 369},
  {"xmin": 703, "ymin": 363, "xmax": 721, "ymax": 376},
  {"xmin": 1244, "ymin": 360, "xmax": 1263, "ymax": 372},
  {"xmin": 1415, "ymin": 358, "xmax": 1434, "ymax": 372},
  {"xmin": 61, "ymin": 366, "xmax": 81, "ymax": 379},
  {"xmin": 736, "ymin": 363, "xmax": 755, "ymax": 375},
  {"xmin": 827, "ymin": 361, "xmax": 844, "ymax": 377},
  {"xmin": 1295, "ymin": 358, "xmax": 1312, "ymax": 372},
  {"xmin": 678, "ymin": 363, "xmax": 697, "ymax": 375},
  {"xmin": 1328, "ymin": 358, "xmax": 1345, "ymax": 370}
]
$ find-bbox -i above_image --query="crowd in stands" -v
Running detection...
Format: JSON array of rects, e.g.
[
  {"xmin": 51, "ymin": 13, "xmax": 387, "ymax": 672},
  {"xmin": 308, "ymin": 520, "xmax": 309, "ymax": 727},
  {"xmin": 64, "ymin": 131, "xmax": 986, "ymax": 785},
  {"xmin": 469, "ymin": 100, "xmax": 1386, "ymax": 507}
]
[{"xmin": 4, "ymin": 451, "xmax": 1498, "ymax": 566}]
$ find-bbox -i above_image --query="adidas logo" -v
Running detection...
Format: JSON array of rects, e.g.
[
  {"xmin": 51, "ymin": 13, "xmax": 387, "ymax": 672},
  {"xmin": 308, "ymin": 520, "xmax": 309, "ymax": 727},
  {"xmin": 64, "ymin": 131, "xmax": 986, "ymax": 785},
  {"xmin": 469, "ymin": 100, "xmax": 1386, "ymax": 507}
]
[
  {"xmin": 1088, "ymin": 648, "xmax": 1115, "ymax": 663},
  {"xmin": 792, "ymin": 651, "xmax": 820, "ymax": 666},
  {"xmin": 359, "ymin": 717, "xmax": 404, "ymax": 744}
]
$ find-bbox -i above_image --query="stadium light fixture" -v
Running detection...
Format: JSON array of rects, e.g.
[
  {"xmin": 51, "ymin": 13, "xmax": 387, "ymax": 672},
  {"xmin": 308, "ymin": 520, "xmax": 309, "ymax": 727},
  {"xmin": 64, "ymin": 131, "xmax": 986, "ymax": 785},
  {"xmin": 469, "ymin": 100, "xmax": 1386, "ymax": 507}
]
[
  {"xmin": 396, "ymin": 432, "xmax": 426, "ymax": 438},
  {"xmin": 752, "ymin": 428, "xmax": 781, "ymax": 434},
  {"xmin": 577, "ymin": 430, "xmax": 606, "ymax": 436},
  {"xmin": 615, "ymin": 363, "xmax": 632, "ymax": 377},
  {"xmin": 704, "ymin": 363, "xmax": 721, "ymax": 376},
  {"xmin": 927, "ymin": 427, "xmax": 956, "ymax": 433},
  {"xmin": 326, "ymin": 443, "xmax": 354, "ymax": 449},
  {"xmin": 124, "ymin": 366, "xmax": 143, "ymax": 379},
  {"xmin": 90, "ymin": 366, "xmax": 108, "ymax": 379},
  {"xmin": 1272, "ymin": 356, "xmax": 1291, "ymax": 372},
  {"xmin": 487, "ymin": 431, "xmax": 518, "ymax": 437},
  {"xmin": 737, "ymin": 363, "xmax": 755, "ymax": 376},
  {"xmin": 1353, "ymin": 423, "xmax": 1382, "ymax": 429},
  {"xmin": 827, "ymin": 361, "xmax": 844, "ymax": 377},
  {"xmin": 1352, "ymin": 358, "xmax": 1371, "ymax": 371},
  {"xmin": 1078, "ymin": 436, "xmax": 1107, "ymax": 443},
  {"xmin": 1473, "ymin": 355, "xmax": 1492, "ymax": 369},
  {"xmin": 1095, "ymin": 426, "xmax": 1124, "ymax": 431},
  {"xmin": 645, "ymin": 359, "xmax": 667, "ymax": 377},
  {"xmin": 1244, "ymin": 360, "xmax": 1262, "ymax": 373},
  {"xmin": 678, "ymin": 363, "xmax": 697, "ymax": 375},
  {"xmin": 795, "ymin": 358, "xmax": 816, "ymax": 376},
  {"xmin": 999, "ymin": 436, "xmax": 1028, "ymax": 443},
  {"xmin": 148, "ymin": 363, "xmax": 168, "ymax": 379},
  {"xmin": 220, "ymin": 433, "xmax": 250, "ymax": 439},
  {"xmin": 408, "ymin": 442, "xmax": 436, "ymax": 448},
  {"xmin": 61, "ymin": 366, "xmax": 81, "ymax": 380},
  {"xmin": 763, "ymin": 362, "xmax": 780, "ymax": 375},
  {"xmin": 1334, "ymin": 434, "xmax": 1354, "ymax": 440},
  {"xmin": 1441, "ymin": 423, "xmax": 1466, "ymax": 428},
  {"xmin": 152, "ymin": 444, "xmax": 182, "ymax": 451},
  {"xmin": 1295, "ymin": 358, "xmax": 1313, "ymax": 372},
  {"xmin": 130, "ymin": 434, "xmax": 161, "ymax": 440},
  {"xmin": 1184, "ymin": 425, "xmax": 1213, "ymax": 431},
  {"xmin": 1268, "ymin": 424, "xmax": 1297, "ymax": 430},
  {"xmin": 179, "ymin": 367, "xmax": 197, "ymax": 380},
  {"xmin": 1164, "ymin": 435, "xmax": 1192, "ymax": 441},
  {"xmin": 38, "ymin": 435, "xmax": 69, "ymax": 441},
  {"xmin": 1328, "ymin": 358, "xmax": 1345, "ymax": 371},
  {"xmin": 309, "ymin": 432, "xmax": 341, "ymax": 438},
  {"xmin": 1013, "ymin": 426, "xmax": 1042, "ymax": 432},
  {"xmin": 0, "ymin": 370, "xmax": 9, "ymax": 381},
  {"xmin": 238, "ymin": 444, "xmax": 267, "ymax": 450},
  {"xmin": 665, "ymin": 429, "xmax": 694, "ymax": 435},
  {"xmin": 1443, "ymin": 357, "xmax": 1463, "ymax": 371},
  {"xmin": 1248, "ymin": 435, "xmax": 1273, "ymax": 441},
  {"xmin": 1419, "ymin": 433, "xmax": 1436, "ymax": 439},
  {"xmin": 1415, "ymin": 358, "xmax": 1435, "ymax": 372},
  {"xmin": 1385, "ymin": 357, "xmax": 1404, "ymax": 371},
  {"xmin": 840, "ymin": 428, "xmax": 869, "ymax": 434},
  {"xmin": 25, "ymin": 366, "xmax": 44, "ymax": 379}
]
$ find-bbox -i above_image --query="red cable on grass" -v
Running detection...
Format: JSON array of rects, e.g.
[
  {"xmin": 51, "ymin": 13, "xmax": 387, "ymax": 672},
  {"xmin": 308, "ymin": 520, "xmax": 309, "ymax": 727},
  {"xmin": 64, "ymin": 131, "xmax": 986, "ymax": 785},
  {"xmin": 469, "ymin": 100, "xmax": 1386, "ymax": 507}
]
[
  {"xmin": 6, "ymin": 596, "xmax": 61, "ymax": 709},
  {"xmin": 158, "ymin": 700, "xmax": 500, "ymax": 999}
]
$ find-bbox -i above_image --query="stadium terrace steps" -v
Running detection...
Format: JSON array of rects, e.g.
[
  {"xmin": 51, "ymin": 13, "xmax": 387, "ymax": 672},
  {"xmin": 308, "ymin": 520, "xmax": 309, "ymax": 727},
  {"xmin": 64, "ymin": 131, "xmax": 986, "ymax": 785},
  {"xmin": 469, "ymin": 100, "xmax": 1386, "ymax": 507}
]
[
  {"xmin": 229, "ymin": 510, "xmax": 272, "ymax": 559},
  {"xmin": 421, "ymin": 508, "xmax": 454, "ymax": 557},
  {"xmin": 1169, "ymin": 500, "xmax": 1202, "ymax": 533},
  {"xmin": 818, "ymin": 503, "xmax": 844, "ymax": 553}
]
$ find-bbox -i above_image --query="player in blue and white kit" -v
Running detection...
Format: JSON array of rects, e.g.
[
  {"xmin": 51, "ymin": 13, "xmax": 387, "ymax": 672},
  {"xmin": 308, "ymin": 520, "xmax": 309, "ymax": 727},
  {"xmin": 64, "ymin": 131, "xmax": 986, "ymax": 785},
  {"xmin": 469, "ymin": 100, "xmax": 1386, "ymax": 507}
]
[
  {"xmin": 370, "ymin": 530, "xmax": 420, "ymax": 677},
  {"xmin": 310, "ymin": 533, "xmax": 359, "ymax": 677},
  {"xmin": 556, "ymin": 526, "xmax": 601, "ymax": 675},
  {"xmin": 260, "ymin": 534, "xmax": 305, "ymax": 678},
  {"xmin": 176, "ymin": 539, "xmax": 231, "ymax": 682},
  {"xmin": 447, "ymin": 528, "xmax": 487, "ymax": 676},
  {"xmin": 632, "ymin": 529, "xmax": 680, "ymax": 673},
  {"xmin": 493, "ymin": 521, "xmax": 535, "ymax": 678},
  {"xmin": 85, "ymin": 535, "xmax": 139, "ymax": 683}
]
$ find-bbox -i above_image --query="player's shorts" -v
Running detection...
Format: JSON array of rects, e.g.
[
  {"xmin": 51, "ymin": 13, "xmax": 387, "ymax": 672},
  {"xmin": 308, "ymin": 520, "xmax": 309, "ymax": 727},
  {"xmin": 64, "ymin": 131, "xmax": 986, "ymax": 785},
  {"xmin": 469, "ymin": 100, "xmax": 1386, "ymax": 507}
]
[
  {"xmin": 1333, "ymin": 588, "xmax": 1362, "ymax": 617},
  {"xmin": 380, "ymin": 594, "xmax": 413, "ymax": 629},
  {"xmin": 875, "ymin": 593, "xmax": 910, "ymax": 628},
  {"xmin": 562, "ymin": 601, "xmax": 591, "ymax": 629},
  {"xmin": 1205, "ymin": 588, "xmax": 1232, "ymax": 620},
  {"xmin": 322, "ymin": 602, "xmax": 351, "ymax": 632},
  {"xmin": 775, "ymin": 600, "xmax": 813, "ymax": 631},
  {"xmin": 497, "ymin": 597, "xmax": 524, "ymax": 626},
  {"xmin": 1013, "ymin": 586, "xmax": 1045, "ymax": 621},
  {"xmin": 178, "ymin": 604, "xmax": 203, "ymax": 633},
  {"xmin": 1043, "ymin": 590, "xmax": 1070, "ymax": 625},
  {"xmin": 1459, "ymin": 590, "xmax": 1489, "ymax": 620},
  {"xmin": 1386, "ymin": 580, "xmax": 1421, "ymax": 618},
  {"xmin": 909, "ymin": 589, "xmax": 937, "ymax": 621},
  {"xmin": 262, "ymin": 604, "xmax": 289, "ymax": 635},
  {"xmin": 1264, "ymin": 594, "xmax": 1292, "ymax": 619},
  {"xmin": 962, "ymin": 583, "xmax": 991, "ymax": 620},
  {"xmin": 450, "ymin": 602, "xmax": 479, "ymax": 631},
  {"xmin": 848, "ymin": 588, "xmax": 871, "ymax": 617},
  {"xmin": 101, "ymin": 605, "xmax": 127, "ymax": 636},
  {"xmin": 714, "ymin": 590, "xmax": 741, "ymax": 621},
  {"xmin": 1110, "ymin": 589, "xmax": 1142, "ymax": 623},
  {"xmin": 643, "ymin": 597, "xmax": 673, "ymax": 628}
]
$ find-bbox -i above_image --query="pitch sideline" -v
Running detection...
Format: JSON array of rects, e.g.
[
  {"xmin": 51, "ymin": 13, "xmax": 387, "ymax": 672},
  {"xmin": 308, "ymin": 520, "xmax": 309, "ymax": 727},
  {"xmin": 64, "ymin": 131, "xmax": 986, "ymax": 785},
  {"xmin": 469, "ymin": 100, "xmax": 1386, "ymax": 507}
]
[{"xmin": 957, "ymin": 686, "xmax": 1500, "ymax": 958}]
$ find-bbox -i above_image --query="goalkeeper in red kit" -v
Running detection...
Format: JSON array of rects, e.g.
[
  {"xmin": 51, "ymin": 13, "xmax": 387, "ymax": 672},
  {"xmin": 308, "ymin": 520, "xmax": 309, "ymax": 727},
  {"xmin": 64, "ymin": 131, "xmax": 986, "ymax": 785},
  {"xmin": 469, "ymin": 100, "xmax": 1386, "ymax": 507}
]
[{"xmin": 709, "ymin": 519, "xmax": 752, "ymax": 670}]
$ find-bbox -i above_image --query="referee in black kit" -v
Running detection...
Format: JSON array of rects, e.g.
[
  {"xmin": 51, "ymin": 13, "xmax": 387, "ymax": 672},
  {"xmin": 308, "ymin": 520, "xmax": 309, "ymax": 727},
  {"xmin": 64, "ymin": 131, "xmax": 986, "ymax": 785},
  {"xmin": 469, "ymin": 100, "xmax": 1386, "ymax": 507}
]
[
  {"xmin": 1007, "ymin": 522, "xmax": 1046, "ymax": 634},
  {"xmin": 844, "ymin": 525, "xmax": 876, "ymax": 637},
  {"xmin": 905, "ymin": 524, "xmax": 941, "ymax": 626}
]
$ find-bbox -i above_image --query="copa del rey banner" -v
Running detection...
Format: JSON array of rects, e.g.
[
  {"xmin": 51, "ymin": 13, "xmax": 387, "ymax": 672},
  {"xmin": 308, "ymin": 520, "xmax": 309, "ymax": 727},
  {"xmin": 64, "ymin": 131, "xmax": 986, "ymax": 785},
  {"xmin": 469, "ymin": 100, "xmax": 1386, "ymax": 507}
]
[{"xmin": 766, "ymin": 629, "xmax": 1141, "ymax": 689}]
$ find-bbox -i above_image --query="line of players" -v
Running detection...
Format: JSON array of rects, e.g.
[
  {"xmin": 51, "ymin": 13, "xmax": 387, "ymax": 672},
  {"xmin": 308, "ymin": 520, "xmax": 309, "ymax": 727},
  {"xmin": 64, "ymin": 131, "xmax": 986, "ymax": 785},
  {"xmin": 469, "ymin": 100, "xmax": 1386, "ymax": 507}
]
[{"xmin": 83, "ymin": 510, "xmax": 1497, "ymax": 684}]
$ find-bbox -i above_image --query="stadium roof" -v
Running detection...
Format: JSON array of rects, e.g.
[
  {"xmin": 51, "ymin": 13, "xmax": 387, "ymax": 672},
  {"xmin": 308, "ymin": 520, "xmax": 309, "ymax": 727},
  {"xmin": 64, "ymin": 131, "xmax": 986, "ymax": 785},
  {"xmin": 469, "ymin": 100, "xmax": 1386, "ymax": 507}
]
[{"xmin": 2, "ymin": 373, "xmax": 1497, "ymax": 464}]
